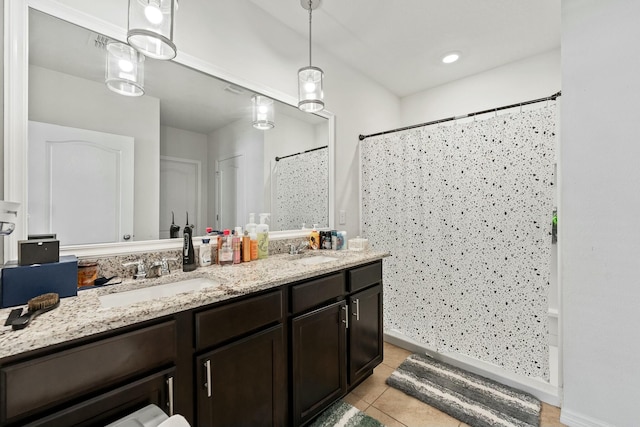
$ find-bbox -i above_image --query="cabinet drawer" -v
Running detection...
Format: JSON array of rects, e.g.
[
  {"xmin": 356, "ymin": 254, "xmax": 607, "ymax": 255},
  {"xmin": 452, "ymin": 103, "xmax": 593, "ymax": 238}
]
[
  {"xmin": 348, "ymin": 261, "xmax": 382, "ymax": 292},
  {"xmin": 23, "ymin": 367, "xmax": 175, "ymax": 427},
  {"xmin": 291, "ymin": 273, "xmax": 345, "ymax": 314},
  {"xmin": 1, "ymin": 321, "xmax": 176, "ymax": 423},
  {"xmin": 195, "ymin": 289, "xmax": 283, "ymax": 351}
]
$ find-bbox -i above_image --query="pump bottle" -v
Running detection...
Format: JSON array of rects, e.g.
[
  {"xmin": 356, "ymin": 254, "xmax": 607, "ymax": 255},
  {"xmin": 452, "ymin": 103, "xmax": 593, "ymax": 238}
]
[{"xmin": 257, "ymin": 213, "xmax": 270, "ymax": 259}]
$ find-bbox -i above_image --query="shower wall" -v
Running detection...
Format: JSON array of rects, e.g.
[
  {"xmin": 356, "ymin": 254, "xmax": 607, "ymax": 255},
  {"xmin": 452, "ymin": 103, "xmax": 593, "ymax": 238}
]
[{"xmin": 361, "ymin": 106, "xmax": 556, "ymax": 380}]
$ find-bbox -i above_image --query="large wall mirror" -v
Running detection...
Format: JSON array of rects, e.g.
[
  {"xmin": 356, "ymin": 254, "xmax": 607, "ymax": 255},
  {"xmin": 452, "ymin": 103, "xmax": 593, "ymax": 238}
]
[{"xmin": 4, "ymin": 1, "xmax": 335, "ymax": 260}]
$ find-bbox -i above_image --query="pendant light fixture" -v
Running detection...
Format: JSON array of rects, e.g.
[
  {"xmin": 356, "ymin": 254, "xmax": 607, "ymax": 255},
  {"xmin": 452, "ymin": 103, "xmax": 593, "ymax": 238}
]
[
  {"xmin": 252, "ymin": 95, "xmax": 275, "ymax": 130},
  {"xmin": 127, "ymin": 0, "xmax": 178, "ymax": 60},
  {"xmin": 105, "ymin": 42, "xmax": 145, "ymax": 97},
  {"xmin": 298, "ymin": 0, "xmax": 324, "ymax": 113}
]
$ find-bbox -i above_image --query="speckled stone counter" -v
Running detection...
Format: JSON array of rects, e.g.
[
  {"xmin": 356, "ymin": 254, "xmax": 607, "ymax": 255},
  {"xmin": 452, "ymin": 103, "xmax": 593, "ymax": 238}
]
[{"xmin": 0, "ymin": 250, "xmax": 387, "ymax": 360}]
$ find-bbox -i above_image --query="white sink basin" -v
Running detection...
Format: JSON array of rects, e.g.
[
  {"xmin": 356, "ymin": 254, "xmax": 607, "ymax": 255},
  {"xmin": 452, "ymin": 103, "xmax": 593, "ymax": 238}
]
[
  {"xmin": 293, "ymin": 255, "xmax": 339, "ymax": 266},
  {"xmin": 99, "ymin": 277, "xmax": 220, "ymax": 308}
]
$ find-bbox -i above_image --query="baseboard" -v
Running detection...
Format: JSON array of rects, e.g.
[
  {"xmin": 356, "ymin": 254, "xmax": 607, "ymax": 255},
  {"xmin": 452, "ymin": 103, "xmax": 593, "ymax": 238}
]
[
  {"xmin": 560, "ymin": 408, "xmax": 617, "ymax": 427},
  {"xmin": 384, "ymin": 330, "xmax": 562, "ymax": 406}
]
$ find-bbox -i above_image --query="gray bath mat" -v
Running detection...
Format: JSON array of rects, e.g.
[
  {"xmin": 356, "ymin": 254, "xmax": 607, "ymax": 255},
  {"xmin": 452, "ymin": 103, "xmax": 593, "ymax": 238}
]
[
  {"xmin": 386, "ymin": 353, "xmax": 541, "ymax": 427},
  {"xmin": 309, "ymin": 400, "xmax": 385, "ymax": 427}
]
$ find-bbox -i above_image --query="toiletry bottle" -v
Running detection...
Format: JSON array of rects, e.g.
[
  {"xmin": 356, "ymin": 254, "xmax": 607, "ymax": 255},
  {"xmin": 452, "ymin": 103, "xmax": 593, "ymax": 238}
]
[
  {"xmin": 250, "ymin": 231, "xmax": 259, "ymax": 260},
  {"xmin": 200, "ymin": 238, "xmax": 212, "ymax": 267},
  {"xmin": 337, "ymin": 231, "xmax": 347, "ymax": 250},
  {"xmin": 257, "ymin": 213, "xmax": 270, "ymax": 259},
  {"xmin": 215, "ymin": 232, "xmax": 223, "ymax": 264},
  {"xmin": 233, "ymin": 227, "xmax": 242, "ymax": 264},
  {"xmin": 219, "ymin": 229, "xmax": 233, "ymax": 265},
  {"xmin": 242, "ymin": 231, "xmax": 251, "ymax": 262},
  {"xmin": 309, "ymin": 224, "xmax": 320, "ymax": 250},
  {"xmin": 246, "ymin": 213, "xmax": 257, "ymax": 235},
  {"xmin": 183, "ymin": 215, "xmax": 196, "ymax": 271},
  {"xmin": 331, "ymin": 230, "xmax": 338, "ymax": 250}
]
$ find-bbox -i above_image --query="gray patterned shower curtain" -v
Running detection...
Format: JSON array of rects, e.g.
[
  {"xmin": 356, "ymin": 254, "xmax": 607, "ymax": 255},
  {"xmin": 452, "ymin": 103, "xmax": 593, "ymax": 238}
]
[
  {"xmin": 360, "ymin": 105, "xmax": 556, "ymax": 380},
  {"xmin": 274, "ymin": 147, "xmax": 328, "ymax": 231}
]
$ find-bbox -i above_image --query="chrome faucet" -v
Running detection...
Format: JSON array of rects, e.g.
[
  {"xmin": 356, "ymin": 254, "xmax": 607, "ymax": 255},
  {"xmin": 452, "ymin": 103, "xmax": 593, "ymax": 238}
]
[
  {"xmin": 148, "ymin": 257, "xmax": 178, "ymax": 277},
  {"xmin": 122, "ymin": 260, "xmax": 147, "ymax": 279},
  {"xmin": 288, "ymin": 241, "xmax": 309, "ymax": 255}
]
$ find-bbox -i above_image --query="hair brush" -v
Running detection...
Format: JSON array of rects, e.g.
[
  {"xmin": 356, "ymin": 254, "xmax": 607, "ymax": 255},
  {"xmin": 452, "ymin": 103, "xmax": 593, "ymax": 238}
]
[{"xmin": 11, "ymin": 293, "xmax": 60, "ymax": 330}]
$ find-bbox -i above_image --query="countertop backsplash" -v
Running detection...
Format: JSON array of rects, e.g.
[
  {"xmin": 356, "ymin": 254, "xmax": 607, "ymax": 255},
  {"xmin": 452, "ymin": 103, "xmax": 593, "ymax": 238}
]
[{"xmin": 85, "ymin": 237, "xmax": 310, "ymax": 280}]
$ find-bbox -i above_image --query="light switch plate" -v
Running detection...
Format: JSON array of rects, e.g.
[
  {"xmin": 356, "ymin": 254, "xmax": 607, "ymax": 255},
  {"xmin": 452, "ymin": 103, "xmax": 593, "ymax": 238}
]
[{"xmin": 339, "ymin": 210, "xmax": 346, "ymax": 225}]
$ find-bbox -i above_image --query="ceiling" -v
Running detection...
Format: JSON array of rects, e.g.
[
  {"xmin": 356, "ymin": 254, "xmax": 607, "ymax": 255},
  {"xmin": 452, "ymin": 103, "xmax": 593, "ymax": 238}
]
[{"xmin": 250, "ymin": 0, "xmax": 561, "ymax": 97}]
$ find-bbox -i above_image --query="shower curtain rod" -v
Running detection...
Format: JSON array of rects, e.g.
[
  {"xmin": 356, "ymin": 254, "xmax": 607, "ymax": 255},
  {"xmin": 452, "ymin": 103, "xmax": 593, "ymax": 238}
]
[
  {"xmin": 358, "ymin": 91, "xmax": 561, "ymax": 141},
  {"xmin": 275, "ymin": 145, "xmax": 328, "ymax": 162}
]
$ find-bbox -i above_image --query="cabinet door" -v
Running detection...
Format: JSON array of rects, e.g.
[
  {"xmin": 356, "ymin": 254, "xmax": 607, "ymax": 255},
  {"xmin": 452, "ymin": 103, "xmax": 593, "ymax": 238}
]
[
  {"xmin": 349, "ymin": 284, "xmax": 383, "ymax": 387},
  {"xmin": 196, "ymin": 325, "xmax": 285, "ymax": 427},
  {"xmin": 291, "ymin": 300, "xmax": 347, "ymax": 427},
  {"xmin": 23, "ymin": 367, "xmax": 175, "ymax": 427}
]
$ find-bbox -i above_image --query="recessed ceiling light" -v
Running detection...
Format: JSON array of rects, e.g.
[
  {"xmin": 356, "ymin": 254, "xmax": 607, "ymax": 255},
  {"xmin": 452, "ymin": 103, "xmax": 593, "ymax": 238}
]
[{"xmin": 442, "ymin": 52, "xmax": 460, "ymax": 64}]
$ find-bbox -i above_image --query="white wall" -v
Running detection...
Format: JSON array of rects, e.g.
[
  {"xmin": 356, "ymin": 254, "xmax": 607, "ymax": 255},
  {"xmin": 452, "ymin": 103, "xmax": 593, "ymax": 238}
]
[
  {"xmin": 160, "ymin": 125, "xmax": 208, "ymax": 235},
  {"xmin": 29, "ymin": 65, "xmax": 160, "ymax": 241},
  {"xmin": 49, "ymin": 0, "xmax": 401, "ymax": 239},
  {"xmin": 561, "ymin": 1, "xmax": 640, "ymax": 426},
  {"xmin": 208, "ymin": 120, "xmax": 264, "ymax": 230},
  {"xmin": 400, "ymin": 49, "xmax": 560, "ymax": 125}
]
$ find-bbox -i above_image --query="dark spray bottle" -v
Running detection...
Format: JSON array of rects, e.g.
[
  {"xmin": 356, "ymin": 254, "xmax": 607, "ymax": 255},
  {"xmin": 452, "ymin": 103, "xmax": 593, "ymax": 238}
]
[{"xmin": 183, "ymin": 211, "xmax": 196, "ymax": 272}]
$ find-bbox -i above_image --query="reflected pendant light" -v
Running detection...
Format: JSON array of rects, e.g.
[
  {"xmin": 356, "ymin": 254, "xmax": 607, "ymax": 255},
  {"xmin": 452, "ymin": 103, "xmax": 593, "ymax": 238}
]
[
  {"xmin": 298, "ymin": 0, "xmax": 324, "ymax": 113},
  {"xmin": 105, "ymin": 42, "xmax": 145, "ymax": 97},
  {"xmin": 252, "ymin": 95, "xmax": 275, "ymax": 130},
  {"xmin": 127, "ymin": 0, "xmax": 177, "ymax": 60}
]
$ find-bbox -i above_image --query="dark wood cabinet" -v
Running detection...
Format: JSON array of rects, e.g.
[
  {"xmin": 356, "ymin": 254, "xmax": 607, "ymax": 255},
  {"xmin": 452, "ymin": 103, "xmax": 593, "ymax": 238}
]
[
  {"xmin": 348, "ymin": 283, "xmax": 383, "ymax": 387},
  {"xmin": 0, "ymin": 259, "xmax": 383, "ymax": 427},
  {"xmin": 196, "ymin": 324, "xmax": 286, "ymax": 427},
  {"xmin": 0, "ymin": 321, "xmax": 177, "ymax": 426},
  {"xmin": 22, "ymin": 367, "xmax": 175, "ymax": 427},
  {"xmin": 291, "ymin": 300, "xmax": 347, "ymax": 427}
]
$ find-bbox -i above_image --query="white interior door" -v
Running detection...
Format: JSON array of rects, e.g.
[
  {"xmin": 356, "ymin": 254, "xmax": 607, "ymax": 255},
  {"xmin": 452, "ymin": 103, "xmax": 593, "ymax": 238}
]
[
  {"xmin": 217, "ymin": 155, "xmax": 244, "ymax": 230},
  {"xmin": 160, "ymin": 157, "xmax": 200, "ymax": 238},
  {"xmin": 28, "ymin": 121, "xmax": 134, "ymax": 245}
]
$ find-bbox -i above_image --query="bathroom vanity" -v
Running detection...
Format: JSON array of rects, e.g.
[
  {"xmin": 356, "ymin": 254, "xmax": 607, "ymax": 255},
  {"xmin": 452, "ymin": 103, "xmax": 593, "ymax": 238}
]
[{"xmin": 0, "ymin": 251, "xmax": 385, "ymax": 427}]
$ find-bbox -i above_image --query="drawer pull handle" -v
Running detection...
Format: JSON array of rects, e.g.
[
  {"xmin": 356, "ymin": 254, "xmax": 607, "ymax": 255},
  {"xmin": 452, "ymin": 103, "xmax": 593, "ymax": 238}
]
[
  {"xmin": 342, "ymin": 305, "xmax": 349, "ymax": 329},
  {"xmin": 167, "ymin": 376, "xmax": 174, "ymax": 416},
  {"xmin": 204, "ymin": 359, "xmax": 212, "ymax": 398},
  {"xmin": 353, "ymin": 299, "xmax": 360, "ymax": 321}
]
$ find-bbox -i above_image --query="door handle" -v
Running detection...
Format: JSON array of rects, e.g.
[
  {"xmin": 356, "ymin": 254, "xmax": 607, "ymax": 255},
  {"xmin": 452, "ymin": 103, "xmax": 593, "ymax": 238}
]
[
  {"xmin": 167, "ymin": 376, "xmax": 174, "ymax": 416},
  {"xmin": 123, "ymin": 234, "xmax": 131, "ymax": 240},
  {"xmin": 353, "ymin": 298, "xmax": 360, "ymax": 321},
  {"xmin": 204, "ymin": 360, "xmax": 212, "ymax": 398},
  {"xmin": 342, "ymin": 305, "xmax": 349, "ymax": 329}
]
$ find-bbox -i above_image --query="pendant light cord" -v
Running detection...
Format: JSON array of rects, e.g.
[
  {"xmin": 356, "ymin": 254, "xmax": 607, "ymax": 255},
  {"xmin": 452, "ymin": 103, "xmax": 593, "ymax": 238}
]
[{"xmin": 308, "ymin": 0, "xmax": 313, "ymax": 67}]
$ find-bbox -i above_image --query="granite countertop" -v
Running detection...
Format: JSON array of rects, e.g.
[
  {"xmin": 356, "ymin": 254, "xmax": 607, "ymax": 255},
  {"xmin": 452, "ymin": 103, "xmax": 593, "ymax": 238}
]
[{"xmin": 0, "ymin": 250, "xmax": 387, "ymax": 360}]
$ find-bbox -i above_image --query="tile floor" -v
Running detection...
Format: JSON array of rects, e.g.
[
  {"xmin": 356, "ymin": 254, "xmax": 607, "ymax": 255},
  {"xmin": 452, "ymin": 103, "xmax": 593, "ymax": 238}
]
[{"xmin": 344, "ymin": 342, "xmax": 566, "ymax": 427}]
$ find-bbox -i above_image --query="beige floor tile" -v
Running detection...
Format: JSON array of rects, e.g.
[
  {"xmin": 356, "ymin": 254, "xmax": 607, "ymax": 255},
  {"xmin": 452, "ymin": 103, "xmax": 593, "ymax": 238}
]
[
  {"xmin": 541, "ymin": 403, "xmax": 566, "ymax": 427},
  {"xmin": 364, "ymin": 405, "xmax": 407, "ymax": 427},
  {"xmin": 371, "ymin": 387, "xmax": 460, "ymax": 427},
  {"xmin": 343, "ymin": 392, "xmax": 370, "ymax": 412},
  {"xmin": 383, "ymin": 342, "xmax": 413, "ymax": 369},
  {"xmin": 351, "ymin": 363, "xmax": 395, "ymax": 404}
]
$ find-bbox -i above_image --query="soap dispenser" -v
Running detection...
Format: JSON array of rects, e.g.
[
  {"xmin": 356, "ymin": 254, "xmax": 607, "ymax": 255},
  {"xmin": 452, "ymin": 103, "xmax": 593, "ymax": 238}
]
[
  {"xmin": 256, "ymin": 213, "xmax": 270, "ymax": 259},
  {"xmin": 182, "ymin": 212, "xmax": 196, "ymax": 271},
  {"xmin": 309, "ymin": 224, "xmax": 320, "ymax": 250}
]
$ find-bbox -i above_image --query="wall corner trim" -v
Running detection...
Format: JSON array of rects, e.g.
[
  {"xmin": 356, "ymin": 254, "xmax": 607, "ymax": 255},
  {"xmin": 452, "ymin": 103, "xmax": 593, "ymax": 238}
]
[{"xmin": 560, "ymin": 408, "xmax": 618, "ymax": 427}]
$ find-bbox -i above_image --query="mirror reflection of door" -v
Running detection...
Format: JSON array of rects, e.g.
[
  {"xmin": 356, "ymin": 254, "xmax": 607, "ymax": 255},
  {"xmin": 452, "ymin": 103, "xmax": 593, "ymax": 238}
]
[
  {"xmin": 28, "ymin": 121, "xmax": 134, "ymax": 245},
  {"xmin": 217, "ymin": 155, "xmax": 245, "ymax": 231},
  {"xmin": 160, "ymin": 157, "xmax": 200, "ymax": 238}
]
